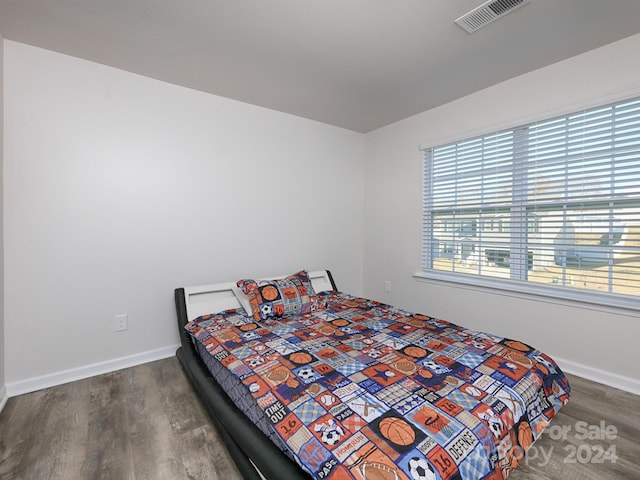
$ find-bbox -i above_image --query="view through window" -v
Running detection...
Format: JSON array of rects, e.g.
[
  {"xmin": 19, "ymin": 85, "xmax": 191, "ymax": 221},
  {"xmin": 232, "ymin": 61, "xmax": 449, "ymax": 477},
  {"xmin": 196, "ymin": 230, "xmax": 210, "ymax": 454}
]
[{"xmin": 422, "ymin": 97, "xmax": 640, "ymax": 300}]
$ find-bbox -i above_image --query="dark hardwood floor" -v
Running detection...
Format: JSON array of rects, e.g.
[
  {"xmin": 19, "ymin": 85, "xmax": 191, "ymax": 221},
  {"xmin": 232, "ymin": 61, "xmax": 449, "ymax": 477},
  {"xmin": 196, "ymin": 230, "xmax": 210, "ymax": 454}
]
[
  {"xmin": 0, "ymin": 357, "xmax": 241, "ymax": 480},
  {"xmin": 0, "ymin": 357, "xmax": 638, "ymax": 480}
]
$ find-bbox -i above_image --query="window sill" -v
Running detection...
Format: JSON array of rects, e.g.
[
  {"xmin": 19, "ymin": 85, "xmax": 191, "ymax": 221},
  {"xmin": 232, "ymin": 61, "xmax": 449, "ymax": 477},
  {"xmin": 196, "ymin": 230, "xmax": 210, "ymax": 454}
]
[{"xmin": 413, "ymin": 271, "xmax": 640, "ymax": 318}]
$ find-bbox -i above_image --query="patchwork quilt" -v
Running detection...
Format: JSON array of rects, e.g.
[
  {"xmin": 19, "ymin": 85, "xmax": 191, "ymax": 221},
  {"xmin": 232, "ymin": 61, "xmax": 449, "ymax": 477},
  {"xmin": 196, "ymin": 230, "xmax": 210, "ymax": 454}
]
[{"xmin": 186, "ymin": 291, "xmax": 570, "ymax": 480}]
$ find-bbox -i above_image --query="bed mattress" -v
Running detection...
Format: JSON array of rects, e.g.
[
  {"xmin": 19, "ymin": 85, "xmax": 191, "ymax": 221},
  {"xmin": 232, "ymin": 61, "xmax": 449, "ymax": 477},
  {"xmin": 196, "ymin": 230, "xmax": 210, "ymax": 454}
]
[
  {"xmin": 186, "ymin": 290, "xmax": 570, "ymax": 480},
  {"xmin": 194, "ymin": 338, "xmax": 295, "ymax": 460}
]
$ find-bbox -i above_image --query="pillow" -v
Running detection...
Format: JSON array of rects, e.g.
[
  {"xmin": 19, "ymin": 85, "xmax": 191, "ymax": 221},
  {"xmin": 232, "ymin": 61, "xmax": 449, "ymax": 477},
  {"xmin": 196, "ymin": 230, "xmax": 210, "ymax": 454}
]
[
  {"xmin": 237, "ymin": 270, "xmax": 322, "ymax": 321},
  {"xmin": 231, "ymin": 285, "xmax": 253, "ymax": 317}
]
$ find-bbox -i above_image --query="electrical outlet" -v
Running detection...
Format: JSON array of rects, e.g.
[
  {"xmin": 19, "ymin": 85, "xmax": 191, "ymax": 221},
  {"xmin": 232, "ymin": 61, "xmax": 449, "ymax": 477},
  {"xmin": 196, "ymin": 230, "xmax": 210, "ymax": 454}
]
[
  {"xmin": 384, "ymin": 280, "xmax": 392, "ymax": 293},
  {"xmin": 114, "ymin": 314, "xmax": 128, "ymax": 332}
]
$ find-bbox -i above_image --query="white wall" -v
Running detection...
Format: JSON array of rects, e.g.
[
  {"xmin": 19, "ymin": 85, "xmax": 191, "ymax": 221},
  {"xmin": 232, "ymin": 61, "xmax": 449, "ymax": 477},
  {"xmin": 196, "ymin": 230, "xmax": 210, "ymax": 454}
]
[
  {"xmin": 6, "ymin": 32, "xmax": 640, "ymax": 397},
  {"xmin": 363, "ymin": 33, "xmax": 640, "ymax": 393},
  {"xmin": 0, "ymin": 33, "xmax": 6, "ymax": 410},
  {"xmin": 3, "ymin": 41, "xmax": 364, "ymax": 390}
]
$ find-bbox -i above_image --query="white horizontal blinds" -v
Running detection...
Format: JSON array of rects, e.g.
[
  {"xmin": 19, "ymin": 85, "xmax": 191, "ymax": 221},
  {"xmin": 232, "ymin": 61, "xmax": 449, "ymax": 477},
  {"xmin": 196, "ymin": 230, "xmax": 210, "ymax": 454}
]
[
  {"xmin": 424, "ymin": 132, "xmax": 515, "ymax": 277},
  {"xmin": 431, "ymin": 132, "xmax": 514, "ymax": 209},
  {"xmin": 422, "ymin": 96, "xmax": 640, "ymax": 299},
  {"xmin": 523, "ymin": 98, "xmax": 640, "ymax": 295}
]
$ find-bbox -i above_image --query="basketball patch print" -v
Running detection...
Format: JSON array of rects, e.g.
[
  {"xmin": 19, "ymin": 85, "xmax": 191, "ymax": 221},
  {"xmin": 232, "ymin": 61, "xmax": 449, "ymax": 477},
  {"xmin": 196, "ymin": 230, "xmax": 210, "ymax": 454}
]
[
  {"xmin": 287, "ymin": 350, "xmax": 317, "ymax": 365},
  {"xmin": 185, "ymin": 289, "xmax": 571, "ymax": 480},
  {"xmin": 260, "ymin": 284, "xmax": 281, "ymax": 302},
  {"xmin": 372, "ymin": 411, "xmax": 426, "ymax": 454},
  {"xmin": 402, "ymin": 345, "xmax": 430, "ymax": 359},
  {"xmin": 500, "ymin": 338, "xmax": 535, "ymax": 355},
  {"xmin": 514, "ymin": 416, "xmax": 534, "ymax": 452}
]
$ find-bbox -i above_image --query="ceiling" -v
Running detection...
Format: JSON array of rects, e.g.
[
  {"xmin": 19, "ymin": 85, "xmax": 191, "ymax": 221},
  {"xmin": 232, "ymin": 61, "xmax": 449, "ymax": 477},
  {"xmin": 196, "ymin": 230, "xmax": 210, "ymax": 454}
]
[{"xmin": 2, "ymin": 1, "xmax": 640, "ymax": 133}]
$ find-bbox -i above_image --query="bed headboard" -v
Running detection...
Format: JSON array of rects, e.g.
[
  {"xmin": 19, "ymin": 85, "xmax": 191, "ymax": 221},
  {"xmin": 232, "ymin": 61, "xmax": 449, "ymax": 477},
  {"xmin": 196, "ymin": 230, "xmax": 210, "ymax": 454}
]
[{"xmin": 180, "ymin": 270, "xmax": 336, "ymax": 323}]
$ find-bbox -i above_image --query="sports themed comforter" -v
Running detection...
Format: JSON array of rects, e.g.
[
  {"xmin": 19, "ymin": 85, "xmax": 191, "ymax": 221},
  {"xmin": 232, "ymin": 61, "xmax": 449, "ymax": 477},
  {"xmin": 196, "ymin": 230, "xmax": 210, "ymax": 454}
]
[{"xmin": 185, "ymin": 291, "xmax": 570, "ymax": 480}]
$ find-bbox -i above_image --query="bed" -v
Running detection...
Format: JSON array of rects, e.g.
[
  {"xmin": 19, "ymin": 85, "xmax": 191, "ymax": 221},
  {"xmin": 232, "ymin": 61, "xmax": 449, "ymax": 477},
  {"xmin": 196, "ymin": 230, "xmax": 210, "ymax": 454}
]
[{"xmin": 175, "ymin": 269, "xmax": 570, "ymax": 480}]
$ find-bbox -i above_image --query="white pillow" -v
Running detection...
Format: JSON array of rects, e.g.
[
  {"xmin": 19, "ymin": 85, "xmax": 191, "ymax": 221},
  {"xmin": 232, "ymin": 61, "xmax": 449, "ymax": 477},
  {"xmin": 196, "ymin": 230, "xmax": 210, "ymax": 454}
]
[{"xmin": 232, "ymin": 285, "xmax": 253, "ymax": 317}]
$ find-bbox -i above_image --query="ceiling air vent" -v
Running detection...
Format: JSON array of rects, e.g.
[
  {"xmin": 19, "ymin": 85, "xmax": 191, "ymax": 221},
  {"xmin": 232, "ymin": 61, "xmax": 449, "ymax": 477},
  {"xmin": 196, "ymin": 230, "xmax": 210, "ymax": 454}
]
[{"xmin": 455, "ymin": 0, "xmax": 530, "ymax": 34}]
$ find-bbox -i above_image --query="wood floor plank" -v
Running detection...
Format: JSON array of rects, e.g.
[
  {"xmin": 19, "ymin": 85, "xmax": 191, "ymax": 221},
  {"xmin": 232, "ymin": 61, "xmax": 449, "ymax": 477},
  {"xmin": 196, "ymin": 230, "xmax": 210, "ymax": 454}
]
[
  {"xmin": 38, "ymin": 380, "xmax": 89, "ymax": 480},
  {"xmin": 0, "ymin": 389, "xmax": 49, "ymax": 479},
  {"xmin": 178, "ymin": 424, "xmax": 240, "ymax": 480},
  {"xmin": 149, "ymin": 358, "xmax": 242, "ymax": 480},
  {"xmin": 126, "ymin": 361, "xmax": 193, "ymax": 480},
  {"xmin": 1, "ymin": 359, "xmax": 638, "ymax": 480},
  {"xmin": 80, "ymin": 370, "xmax": 135, "ymax": 480}
]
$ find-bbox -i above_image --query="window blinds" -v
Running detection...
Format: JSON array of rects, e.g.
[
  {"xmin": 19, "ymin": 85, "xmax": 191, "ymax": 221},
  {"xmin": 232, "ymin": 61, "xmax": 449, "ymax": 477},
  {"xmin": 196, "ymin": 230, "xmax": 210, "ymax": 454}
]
[{"xmin": 422, "ymin": 97, "xmax": 640, "ymax": 299}]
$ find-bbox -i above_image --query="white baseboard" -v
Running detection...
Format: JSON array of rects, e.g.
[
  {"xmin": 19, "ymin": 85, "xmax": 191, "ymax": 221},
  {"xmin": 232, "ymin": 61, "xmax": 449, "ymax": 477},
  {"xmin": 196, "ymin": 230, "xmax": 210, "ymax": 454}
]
[
  {"xmin": 0, "ymin": 385, "xmax": 8, "ymax": 414},
  {"xmin": 554, "ymin": 356, "xmax": 640, "ymax": 397},
  {"xmin": 6, "ymin": 344, "xmax": 180, "ymax": 398}
]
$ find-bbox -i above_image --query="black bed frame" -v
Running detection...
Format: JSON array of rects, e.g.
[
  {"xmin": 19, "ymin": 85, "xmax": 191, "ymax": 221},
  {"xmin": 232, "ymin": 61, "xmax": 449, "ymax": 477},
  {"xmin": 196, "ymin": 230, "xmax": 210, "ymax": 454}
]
[{"xmin": 174, "ymin": 271, "xmax": 337, "ymax": 479}]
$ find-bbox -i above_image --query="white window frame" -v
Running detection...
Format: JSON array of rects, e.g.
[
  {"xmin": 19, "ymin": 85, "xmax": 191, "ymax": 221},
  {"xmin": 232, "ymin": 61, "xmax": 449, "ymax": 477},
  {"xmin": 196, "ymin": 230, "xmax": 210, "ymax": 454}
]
[{"xmin": 418, "ymin": 96, "xmax": 640, "ymax": 317}]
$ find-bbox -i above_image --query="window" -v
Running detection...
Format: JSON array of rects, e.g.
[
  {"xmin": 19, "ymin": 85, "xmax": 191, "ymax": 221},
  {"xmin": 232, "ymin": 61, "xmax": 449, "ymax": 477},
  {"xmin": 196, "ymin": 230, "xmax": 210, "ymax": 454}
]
[{"xmin": 421, "ymin": 97, "xmax": 640, "ymax": 309}]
